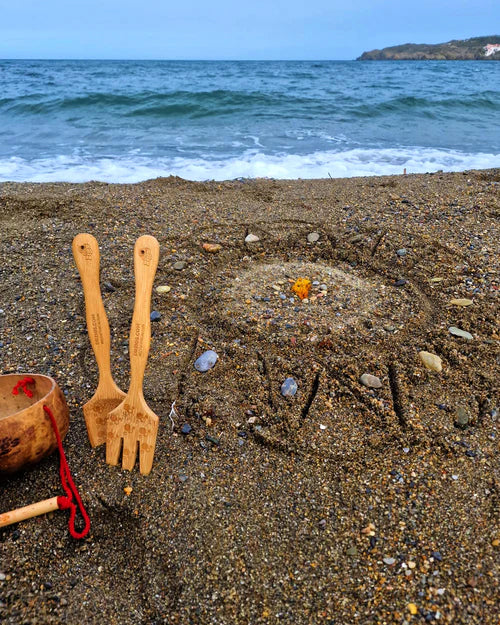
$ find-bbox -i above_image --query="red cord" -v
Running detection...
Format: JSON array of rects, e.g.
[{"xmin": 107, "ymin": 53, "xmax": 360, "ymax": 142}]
[{"xmin": 12, "ymin": 376, "xmax": 90, "ymax": 539}]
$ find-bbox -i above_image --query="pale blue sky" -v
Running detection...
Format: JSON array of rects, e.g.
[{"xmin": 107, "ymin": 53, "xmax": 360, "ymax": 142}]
[{"xmin": 0, "ymin": 0, "xmax": 498, "ymax": 60}]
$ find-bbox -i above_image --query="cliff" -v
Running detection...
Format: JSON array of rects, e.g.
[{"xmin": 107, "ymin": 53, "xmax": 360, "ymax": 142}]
[{"xmin": 358, "ymin": 36, "xmax": 500, "ymax": 60}]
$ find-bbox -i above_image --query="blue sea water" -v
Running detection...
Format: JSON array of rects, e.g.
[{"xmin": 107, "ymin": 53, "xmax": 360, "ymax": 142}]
[{"xmin": 0, "ymin": 59, "xmax": 499, "ymax": 182}]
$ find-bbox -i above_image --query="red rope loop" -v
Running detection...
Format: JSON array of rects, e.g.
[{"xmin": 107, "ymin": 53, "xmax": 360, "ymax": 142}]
[{"xmin": 12, "ymin": 377, "xmax": 90, "ymax": 539}]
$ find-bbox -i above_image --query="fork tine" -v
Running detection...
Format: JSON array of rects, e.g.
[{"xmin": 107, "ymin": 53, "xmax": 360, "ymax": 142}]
[
  {"xmin": 139, "ymin": 426, "xmax": 159, "ymax": 475},
  {"xmin": 106, "ymin": 428, "xmax": 122, "ymax": 466},
  {"xmin": 121, "ymin": 431, "xmax": 138, "ymax": 471}
]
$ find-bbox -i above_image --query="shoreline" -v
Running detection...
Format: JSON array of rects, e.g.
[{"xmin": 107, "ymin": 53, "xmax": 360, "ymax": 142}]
[{"xmin": 1, "ymin": 168, "xmax": 499, "ymax": 624}]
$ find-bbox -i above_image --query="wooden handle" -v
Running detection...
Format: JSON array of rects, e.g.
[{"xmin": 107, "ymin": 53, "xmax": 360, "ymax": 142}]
[
  {"xmin": 129, "ymin": 235, "xmax": 160, "ymax": 396},
  {"xmin": 0, "ymin": 496, "xmax": 60, "ymax": 528},
  {"xmin": 72, "ymin": 233, "xmax": 114, "ymax": 388}
]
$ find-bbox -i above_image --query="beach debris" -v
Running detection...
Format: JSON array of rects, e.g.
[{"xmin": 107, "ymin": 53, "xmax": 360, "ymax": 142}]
[
  {"xmin": 245, "ymin": 233, "xmax": 260, "ymax": 243},
  {"xmin": 150, "ymin": 310, "xmax": 161, "ymax": 322},
  {"xmin": 281, "ymin": 377, "xmax": 298, "ymax": 397},
  {"xmin": 124, "ymin": 486, "xmax": 133, "ymax": 496},
  {"xmin": 450, "ymin": 298, "xmax": 473, "ymax": 307},
  {"xmin": 449, "ymin": 326, "xmax": 473, "ymax": 340},
  {"xmin": 291, "ymin": 278, "xmax": 312, "ymax": 300},
  {"xmin": 360, "ymin": 373, "xmax": 382, "ymax": 388},
  {"xmin": 194, "ymin": 350, "xmax": 219, "ymax": 372},
  {"xmin": 168, "ymin": 401, "xmax": 178, "ymax": 431},
  {"xmin": 307, "ymin": 232, "xmax": 320, "ymax": 243},
  {"xmin": 418, "ymin": 351, "xmax": 442, "ymax": 372},
  {"xmin": 202, "ymin": 243, "xmax": 222, "ymax": 253},
  {"xmin": 173, "ymin": 261, "xmax": 187, "ymax": 270},
  {"xmin": 156, "ymin": 285, "xmax": 171, "ymax": 294}
]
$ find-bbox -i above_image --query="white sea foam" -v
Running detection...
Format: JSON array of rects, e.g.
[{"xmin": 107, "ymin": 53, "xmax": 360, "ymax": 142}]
[{"xmin": 0, "ymin": 148, "xmax": 499, "ymax": 183}]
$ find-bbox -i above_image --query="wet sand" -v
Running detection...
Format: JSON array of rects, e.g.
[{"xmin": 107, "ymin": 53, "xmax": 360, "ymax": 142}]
[{"xmin": 0, "ymin": 170, "xmax": 499, "ymax": 624}]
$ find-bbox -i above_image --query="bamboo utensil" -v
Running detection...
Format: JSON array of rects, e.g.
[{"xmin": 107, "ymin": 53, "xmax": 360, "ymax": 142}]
[
  {"xmin": 72, "ymin": 233, "xmax": 125, "ymax": 447},
  {"xmin": 106, "ymin": 235, "xmax": 160, "ymax": 475},
  {"xmin": 0, "ymin": 497, "xmax": 60, "ymax": 528}
]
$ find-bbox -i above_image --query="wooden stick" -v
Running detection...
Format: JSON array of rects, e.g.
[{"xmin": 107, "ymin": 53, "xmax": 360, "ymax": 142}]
[{"xmin": 0, "ymin": 496, "xmax": 60, "ymax": 528}]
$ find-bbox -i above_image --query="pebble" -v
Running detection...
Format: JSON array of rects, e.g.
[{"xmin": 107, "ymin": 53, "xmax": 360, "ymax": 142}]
[
  {"xmin": 418, "ymin": 351, "xmax": 442, "ymax": 372},
  {"xmin": 156, "ymin": 285, "xmax": 171, "ymax": 294},
  {"xmin": 202, "ymin": 243, "xmax": 222, "ymax": 253},
  {"xmin": 360, "ymin": 373, "xmax": 382, "ymax": 388},
  {"xmin": 194, "ymin": 350, "xmax": 219, "ymax": 372},
  {"xmin": 346, "ymin": 546, "xmax": 358, "ymax": 556},
  {"xmin": 150, "ymin": 311, "xmax": 161, "ymax": 322},
  {"xmin": 245, "ymin": 234, "xmax": 260, "ymax": 243},
  {"xmin": 307, "ymin": 232, "xmax": 320, "ymax": 243},
  {"xmin": 281, "ymin": 377, "xmax": 298, "ymax": 397},
  {"xmin": 407, "ymin": 603, "xmax": 418, "ymax": 615},
  {"xmin": 0, "ymin": 573, "xmax": 5, "ymax": 581},
  {"xmin": 181, "ymin": 424, "xmax": 192, "ymax": 434},
  {"xmin": 449, "ymin": 326, "xmax": 473, "ymax": 340},
  {"xmin": 383, "ymin": 557, "xmax": 396, "ymax": 565},
  {"xmin": 456, "ymin": 407, "xmax": 469, "ymax": 429},
  {"xmin": 394, "ymin": 278, "xmax": 407, "ymax": 287},
  {"xmin": 396, "ymin": 248, "xmax": 407, "ymax": 256},
  {"xmin": 450, "ymin": 298, "xmax": 473, "ymax": 307},
  {"xmin": 173, "ymin": 261, "xmax": 187, "ymax": 270}
]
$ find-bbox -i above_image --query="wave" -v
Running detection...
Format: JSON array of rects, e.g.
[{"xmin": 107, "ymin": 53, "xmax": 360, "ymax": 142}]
[
  {"xmin": 0, "ymin": 89, "xmax": 318, "ymax": 119},
  {"xmin": 1, "ymin": 147, "xmax": 498, "ymax": 183}
]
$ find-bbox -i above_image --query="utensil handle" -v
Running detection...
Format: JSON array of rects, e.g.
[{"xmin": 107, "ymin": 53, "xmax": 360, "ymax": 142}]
[
  {"xmin": 0, "ymin": 496, "xmax": 60, "ymax": 528},
  {"xmin": 129, "ymin": 235, "xmax": 160, "ymax": 396},
  {"xmin": 72, "ymin": 233, "xmax": 114, "ymax": 387}
]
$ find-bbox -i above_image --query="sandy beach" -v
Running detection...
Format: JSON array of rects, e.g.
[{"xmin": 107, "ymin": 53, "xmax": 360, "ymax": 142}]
[{"xmin": 0, "ymin": 170, "xmax": 498, "ymax": 624}]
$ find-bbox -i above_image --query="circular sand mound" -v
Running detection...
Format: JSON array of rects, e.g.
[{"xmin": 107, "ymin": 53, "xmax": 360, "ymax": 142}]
[{"xmin": 217, "ymin": 259, "xmax": 427, "ymax": 339}]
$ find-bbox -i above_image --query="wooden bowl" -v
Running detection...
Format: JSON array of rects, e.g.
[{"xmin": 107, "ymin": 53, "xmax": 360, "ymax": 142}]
[{"xmin": 0, "ymin": 374, "xmax": 69, "ymax": 475}]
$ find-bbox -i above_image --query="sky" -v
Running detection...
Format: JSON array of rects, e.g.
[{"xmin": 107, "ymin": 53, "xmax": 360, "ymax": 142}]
[{"xmin": 0, "ymin": 0, "xmax": 499, "ymax": 60}]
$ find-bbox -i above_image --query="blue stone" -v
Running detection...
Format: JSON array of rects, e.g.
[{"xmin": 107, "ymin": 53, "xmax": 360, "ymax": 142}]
[
  {"xmin": 181, "ymin": 424, "xmax": 192, "ymax": 435},
  {"xmin": 150, "ymin": 310, "xmax": 161, "ymax": 322},
  {"xmin": 194, "ymin": 350, "xmax": 219, "ymax": 372},
  {"xmin": 281, "ymin": 377, "xmax": 298, "ymax": 397}
]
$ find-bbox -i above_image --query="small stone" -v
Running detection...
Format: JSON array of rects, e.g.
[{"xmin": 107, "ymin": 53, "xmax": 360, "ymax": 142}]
[
  {"xmin": 173, "ymin": 261, "xmax": 187, "ymax": 270},
  {"xmin": 307, "ymin": 232, "xmax": 320, "ymax": 243},
  {"xmin": 394, "ymin": 278, "xmax": 407, "ymax": 287},
  {"xmin": 396, "ymin": 248, "xmax": 407, "ymax": 256},
  {"xmin": 179, "ymin": 474, "xmax": 188, "ymax": 482},
  {"xmin": 455, "ymin": 407, "xmax": 469, "ymax": 429},
  {"xmin": 407, "ymin": 603, "xmax": 418, "ymax": 615},
  {"xmin": 346, "ymin": 546, "xmax": 358, "ymax": 556},
  {"xmin": 408, "ymin": 561, "xmax": 416, "ymax": 569},
  {"xmin": 383, "ymin": 557, "xmax": 396, "ymax": 565},
  {"xmin": 194, "ymin": 350, "xmax": 219, "ymax": 372},
  {"xmin": 156, "ymin": 285, "xmax": 171, "ymax": 294},
  {"xmin": 418, "ymin": 351, "xmax": 442, "ymax": 372},
  {"xmin": 360, "ymin": 373, "xmax": 382, "ymax": 389},
  {"xmin": 245, "ymin": 234, "xmax": 260, "ymax": 243},
  {"xmin": 181, "ymin": 424, "xmax": 192, "ymax": 435},
  {"xmin": 202, "ymin": 243, "xmax": 222, "ymax": 253},
  {"xmin": 491, "ymin": 538, "xmax": 500, "ymax": 547},
  {"xmin": 150, "ymin": 311, "xmax": 161, "ymax": 322},
  {"xmin": 0, "ymin": 573, "xmax": 5, "ymax": 581},
  {"xmin": 281, "ymin": 377, "xmax": 298, "ymax": 397},
  {"xmin": 449, "ymin": 326, "xmax": 473, "ymax": 340},
  {"xmin": 450, "ymin": 298, "xmax": 473, "ymax": 307},
  {"xmin": 205, "ymin": 435, "xmax": 220, "ymax": 446},
  {"xmin": 103, "ymin": 281, "xmax": 116, "ymax": 292}
]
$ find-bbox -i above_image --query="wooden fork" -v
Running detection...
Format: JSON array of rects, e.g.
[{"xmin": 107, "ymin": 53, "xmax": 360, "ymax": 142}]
[{"xmin": 106, "ymin": 235, "xmax": 160, "ymax": 475}]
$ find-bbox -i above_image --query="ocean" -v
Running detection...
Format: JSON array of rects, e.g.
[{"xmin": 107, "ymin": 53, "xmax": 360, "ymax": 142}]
[{"xmin": 0, "ymin": 59, "xmax": 499, "ymax": 182}]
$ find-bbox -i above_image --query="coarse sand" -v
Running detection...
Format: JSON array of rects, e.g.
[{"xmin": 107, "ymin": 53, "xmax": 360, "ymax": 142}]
[{"xmin": 0, "ymin": 170, "xmax": 499, "ymax": 624}]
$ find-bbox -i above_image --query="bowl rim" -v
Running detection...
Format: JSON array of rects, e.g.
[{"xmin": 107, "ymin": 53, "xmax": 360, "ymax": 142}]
[{"xmin": 0, "ymin": 373, "xmax": 58, "ymax": 421}]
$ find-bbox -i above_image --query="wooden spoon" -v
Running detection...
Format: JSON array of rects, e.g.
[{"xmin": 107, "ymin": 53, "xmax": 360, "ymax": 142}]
[
  {"xmin": 72, "ymin": 233, "xmax": 125, "ymax": 447},
  {"xmin": 106, "ymin": 235, "xmax": 160, "ymax": 475}
]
